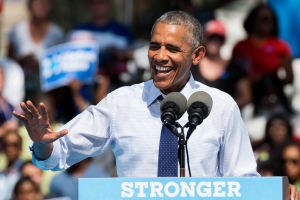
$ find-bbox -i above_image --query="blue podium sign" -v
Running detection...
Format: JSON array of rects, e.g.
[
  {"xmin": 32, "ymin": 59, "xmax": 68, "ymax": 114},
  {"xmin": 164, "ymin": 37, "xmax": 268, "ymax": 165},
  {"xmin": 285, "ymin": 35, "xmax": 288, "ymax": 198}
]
[{"xmin": 79, "ymin": 177, "xmax": 289, "ymax": 200}]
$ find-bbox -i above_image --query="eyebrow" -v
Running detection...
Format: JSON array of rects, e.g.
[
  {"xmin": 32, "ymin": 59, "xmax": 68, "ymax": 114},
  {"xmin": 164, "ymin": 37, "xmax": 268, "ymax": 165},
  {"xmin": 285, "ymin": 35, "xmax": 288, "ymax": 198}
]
[{"xmin": 149, "ymin": 42, "xmax": 182, "ymax": 51}]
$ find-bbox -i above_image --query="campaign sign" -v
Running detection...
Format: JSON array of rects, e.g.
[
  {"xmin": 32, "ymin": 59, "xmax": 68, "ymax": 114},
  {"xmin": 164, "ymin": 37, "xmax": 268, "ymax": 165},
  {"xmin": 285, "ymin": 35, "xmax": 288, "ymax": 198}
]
[
  {"xmin": 40, "ymin": 42, "xmax": 98, "ymax": 91},
  {"xmin": 79, "ymin": 177, "xmax": 289, "ymax": 200}
]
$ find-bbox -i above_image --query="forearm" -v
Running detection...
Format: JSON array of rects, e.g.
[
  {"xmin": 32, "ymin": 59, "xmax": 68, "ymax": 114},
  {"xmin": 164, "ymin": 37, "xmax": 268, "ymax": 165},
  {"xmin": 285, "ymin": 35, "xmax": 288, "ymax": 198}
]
[{"xmin": 32, "ymin": 142, "xmax": 54, "ymax": 160}]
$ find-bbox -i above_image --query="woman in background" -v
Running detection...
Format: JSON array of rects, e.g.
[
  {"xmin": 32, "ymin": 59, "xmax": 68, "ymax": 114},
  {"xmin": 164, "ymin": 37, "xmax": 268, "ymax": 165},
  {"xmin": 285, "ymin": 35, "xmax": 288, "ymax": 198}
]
[
  {"xmin": 232, "ymin": 3, "xmax": 294, "ymax": 116},
  {"xmin": 7, "ymin": 0, "xmax": 64, "ymax": 102}
]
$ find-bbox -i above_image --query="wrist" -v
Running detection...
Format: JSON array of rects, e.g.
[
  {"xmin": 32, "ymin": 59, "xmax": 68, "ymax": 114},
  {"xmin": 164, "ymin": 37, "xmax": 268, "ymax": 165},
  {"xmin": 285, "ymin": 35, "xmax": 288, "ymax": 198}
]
[{"xmin": 30, "ymin": 142, "xmax": 53, "ymax": 160}]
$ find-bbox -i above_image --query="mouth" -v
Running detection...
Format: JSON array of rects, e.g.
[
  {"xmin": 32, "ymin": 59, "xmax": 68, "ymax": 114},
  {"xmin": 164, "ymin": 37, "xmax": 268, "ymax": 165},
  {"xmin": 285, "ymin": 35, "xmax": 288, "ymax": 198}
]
[{"xmin": 154, "ymin": 65, "xmax": 173, "ymax": 74}]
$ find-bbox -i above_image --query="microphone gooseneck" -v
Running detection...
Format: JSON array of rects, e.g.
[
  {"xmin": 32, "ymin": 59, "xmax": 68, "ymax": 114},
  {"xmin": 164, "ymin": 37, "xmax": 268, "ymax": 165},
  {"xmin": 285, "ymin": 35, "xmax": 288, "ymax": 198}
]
[
  {"xmin": 185, "ymin": 91, "xmax": 213, "ymax": 141},
  {"xmin": 160, "ymin": 92, "xmax": 187, "ymax": 136}
]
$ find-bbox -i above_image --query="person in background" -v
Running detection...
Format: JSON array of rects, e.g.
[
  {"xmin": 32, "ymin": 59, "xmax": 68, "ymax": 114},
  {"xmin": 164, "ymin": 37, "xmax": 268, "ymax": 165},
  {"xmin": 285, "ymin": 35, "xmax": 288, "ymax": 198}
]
[
  {"xmin": 192, "ymin": 19, "xmax": 228, "ymax": 89},
  {"xmin": 71, "ymin": 0, "xmax": 135, "ymax": 100},
  {"xmin": 232, "ymin": 3, "xmax": 294, "ymax": 116},
  {"xmin": 12, "ymin": 177, "xmax": 43, "ymax": 200},
  {"xmin": 0, "ymin": 67, "xmax": 19, "ymax": 141},
  {"xmin": 254, "ymin": 113, "xmax": 294, "ymax": 175},
  {"xmin": 20, "ymin": 160, "xmax": 43, "ymax": 188},
  {"xmin": 49, "ymin": 158, "xmax": 96, "ymax": 200},
  {"xmin": 191, "ymin": 19, "xmax": 252, "ymax": 109},
  {"xmin": 7, "ymin": 0, "xmax": 64, "ymax": 102},
  {"xmin": 281, "ymin": 142, "xmax": 300, "ymax": 192},
  {"xmin": 0, "ymin": 132, "xmax": 23, "ymax": 200},
  {"xmin": 0, "ymin": 59, "xmax": 25, "ymax": 108}
]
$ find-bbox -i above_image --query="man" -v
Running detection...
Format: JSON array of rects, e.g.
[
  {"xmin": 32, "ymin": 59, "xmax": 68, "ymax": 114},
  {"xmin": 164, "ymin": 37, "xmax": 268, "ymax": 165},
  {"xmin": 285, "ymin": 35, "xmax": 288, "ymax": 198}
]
[{"xmin": 13, "ymin": 11, "xmax": 298, "ymax": 199}]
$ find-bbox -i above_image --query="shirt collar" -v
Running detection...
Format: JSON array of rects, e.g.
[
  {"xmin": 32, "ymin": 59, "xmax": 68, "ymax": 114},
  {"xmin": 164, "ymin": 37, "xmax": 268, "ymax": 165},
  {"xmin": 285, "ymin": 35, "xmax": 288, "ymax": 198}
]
[{"xmin": 146, "ymin": 74, "xmax": 199, "ymax": 107}]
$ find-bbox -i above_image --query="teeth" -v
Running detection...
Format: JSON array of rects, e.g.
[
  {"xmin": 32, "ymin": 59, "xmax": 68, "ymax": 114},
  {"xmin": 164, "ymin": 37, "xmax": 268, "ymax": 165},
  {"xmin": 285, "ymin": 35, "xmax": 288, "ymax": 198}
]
[{"xmin": 155, "ymin": 65, "xmax": 171, "ymax": 71}]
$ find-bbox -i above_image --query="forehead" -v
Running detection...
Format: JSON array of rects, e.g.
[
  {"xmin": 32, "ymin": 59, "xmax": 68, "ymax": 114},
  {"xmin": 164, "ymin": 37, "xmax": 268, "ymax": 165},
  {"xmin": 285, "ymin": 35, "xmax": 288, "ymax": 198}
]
[
  {"xmin": 4, "ymin": 133, "xmax": 20, "ymax": 144},
  {"xmin": 285, "ymin": 146, "xmax": 300, "ymax": 153},
  {"xmin": 151, "ymin": 22, "xmax": 191, "ymax": 45}
]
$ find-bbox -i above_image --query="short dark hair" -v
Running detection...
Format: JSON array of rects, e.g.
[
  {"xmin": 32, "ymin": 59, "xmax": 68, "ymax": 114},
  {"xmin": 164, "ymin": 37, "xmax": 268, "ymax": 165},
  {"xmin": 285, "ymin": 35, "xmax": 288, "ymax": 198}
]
[
  {"xmin": 243, "ymin": 3, "xmax": 278, "ymax": 36},
  {"xmin": 151, "ymin": 11, "xmax": 203, "ymax": 48},
  {"xmin": 12, "ymin": 177, "xmax": 40, "ymax": 198}
]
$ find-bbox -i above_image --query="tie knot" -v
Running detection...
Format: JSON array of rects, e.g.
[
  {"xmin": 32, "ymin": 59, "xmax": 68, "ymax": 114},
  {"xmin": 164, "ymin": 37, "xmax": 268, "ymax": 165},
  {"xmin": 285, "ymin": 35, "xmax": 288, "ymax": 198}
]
[{"xmin": 157, "ymin": 95, "xmax": 164, "ymax": 102}]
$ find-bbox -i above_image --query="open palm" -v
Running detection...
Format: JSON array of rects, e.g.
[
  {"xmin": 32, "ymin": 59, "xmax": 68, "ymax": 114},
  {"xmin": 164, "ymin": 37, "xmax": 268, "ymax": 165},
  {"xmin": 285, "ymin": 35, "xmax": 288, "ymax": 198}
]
[{"xmin": 13, "ymin": 101, "xmax": 68, "ymax": 144}]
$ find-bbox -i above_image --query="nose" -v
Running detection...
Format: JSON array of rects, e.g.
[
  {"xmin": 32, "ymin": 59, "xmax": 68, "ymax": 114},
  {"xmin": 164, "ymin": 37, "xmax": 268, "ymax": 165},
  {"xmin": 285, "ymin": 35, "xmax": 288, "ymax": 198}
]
[{"xmin": 154, "ymin": 46, "xmax": 169, "ymax": 63}]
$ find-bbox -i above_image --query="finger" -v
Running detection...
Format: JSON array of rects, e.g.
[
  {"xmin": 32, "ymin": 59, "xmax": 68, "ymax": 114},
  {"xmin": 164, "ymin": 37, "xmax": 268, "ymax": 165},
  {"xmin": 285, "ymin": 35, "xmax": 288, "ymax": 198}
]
[
  {"xmin": 296, "ymin": 189, "xmax": 299, "ymax": 200},
  {"xmin": 56, "ymin": 129, "xmax": 68, "ymax": 138},
  {"xmin": 44, "ymin": 129, "xmax": 68, "ymax": 143},
  {"xmin": 20, "ymin": 102, "xmax": 33, "ymax": 119},
  {"xmin": 290, "ymin": 185, "xmax": 296, "ymax": 200},
  {"xmin": 26, "ymin": 100, "xmax": 40, "ymax": 118},
  {"xmin": 38, "ymin": 102, "xmax": 49, "ymax": 121},
  {"xmin": 12, "ymin": 111, "xmax": 27, "ymax": 122}
]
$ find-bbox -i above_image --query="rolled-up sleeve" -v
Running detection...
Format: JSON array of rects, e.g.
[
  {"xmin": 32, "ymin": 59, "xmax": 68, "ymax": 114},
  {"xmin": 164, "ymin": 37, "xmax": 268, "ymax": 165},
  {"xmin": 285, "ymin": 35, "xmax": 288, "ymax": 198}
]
[{"xmin": 32, "ymin": 94, "xmax": 114, "ymax": 170}]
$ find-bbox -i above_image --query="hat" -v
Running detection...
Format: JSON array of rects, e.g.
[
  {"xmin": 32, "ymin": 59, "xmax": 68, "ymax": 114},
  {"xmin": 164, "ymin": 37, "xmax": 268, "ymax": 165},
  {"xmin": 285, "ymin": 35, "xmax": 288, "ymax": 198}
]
[{"xmin": 204, "ymin": 19, "xmax": 226, "ymax": 38}]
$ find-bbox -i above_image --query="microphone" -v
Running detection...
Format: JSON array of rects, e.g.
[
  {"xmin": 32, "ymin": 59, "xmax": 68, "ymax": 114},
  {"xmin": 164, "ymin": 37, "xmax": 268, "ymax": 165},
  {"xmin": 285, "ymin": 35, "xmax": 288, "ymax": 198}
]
[
  {"xmin": 185, "ymin": 91, "xmax": 213, "ymax": 141},
  {"xmin": 160, "ymin": 92, "xmax": 187, "ymax": 136}
]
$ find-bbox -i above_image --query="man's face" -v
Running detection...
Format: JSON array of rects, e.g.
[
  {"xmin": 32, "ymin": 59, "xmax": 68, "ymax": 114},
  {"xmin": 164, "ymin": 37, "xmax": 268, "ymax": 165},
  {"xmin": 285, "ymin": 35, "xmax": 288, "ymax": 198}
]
[{"xmin": 148, "ymin": 22, "xmax": 203, "ymax": 94}]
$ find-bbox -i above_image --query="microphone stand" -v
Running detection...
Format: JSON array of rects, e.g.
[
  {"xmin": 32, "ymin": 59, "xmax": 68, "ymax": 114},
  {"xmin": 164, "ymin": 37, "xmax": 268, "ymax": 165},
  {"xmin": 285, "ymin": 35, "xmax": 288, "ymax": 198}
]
[
  {"xmin": 178, "ymin": 125, "xmax": 185, "ymax": 177},
  {"xmin": 165, "ymin": 122, "xmax": 186, "ymax": 177},
  {"xmin": 172, "ymin": 122, "xmax": 185, "ymax": 177}
]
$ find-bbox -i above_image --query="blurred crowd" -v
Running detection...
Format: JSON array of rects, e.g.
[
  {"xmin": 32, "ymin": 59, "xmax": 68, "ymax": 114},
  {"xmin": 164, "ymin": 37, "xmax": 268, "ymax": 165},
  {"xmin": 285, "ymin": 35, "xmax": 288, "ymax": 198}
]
[{"xmin": 0, "ymin": 0, "xmax": 300, "ymax": 199}]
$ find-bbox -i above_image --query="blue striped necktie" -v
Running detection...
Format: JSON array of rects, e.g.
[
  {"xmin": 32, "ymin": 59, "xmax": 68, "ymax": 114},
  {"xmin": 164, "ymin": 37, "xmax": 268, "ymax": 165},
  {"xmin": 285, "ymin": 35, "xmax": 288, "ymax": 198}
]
[{"xmin": 157, "ymin": 95, "xmax": 178, "ymax": 177}]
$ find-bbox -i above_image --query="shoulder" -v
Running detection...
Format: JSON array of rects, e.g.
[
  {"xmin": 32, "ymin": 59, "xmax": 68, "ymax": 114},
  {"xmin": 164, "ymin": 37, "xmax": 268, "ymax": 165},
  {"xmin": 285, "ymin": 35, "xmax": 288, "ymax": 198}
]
[
  {"xmin": 232, "ymin": 38, "xmax": 252, "ymax": 55},
  {"xmin": 107, "ymin": 20, "xmax": 130, "ymax": 31},
  {"xmin": 194, "ymin": 81, "xmax": 238, "ymax": 115},
  {"xmin": 9, "ymin": 21, "xmax": 27, "ymax": 36},
  {"xmin": 73, "ymin": 22, "xmax": 94, "ymax": 31},
  {"xmin": 106, "ymin": 20, "xmax": 134, "ymax": 41},
  {"xmin": 102, "ymin": 81, "xmax": 146, "ymax": 105},
  {"xmin": 234, "ymin": 38, "xmax": 250, "ymax": 48},
  {"xmin": 269, "ymin": 37, "xmax": 291, "ymax": 54},
  {"xmin": 49, "ymin": 23, "xmax": 64, "ymax": 36}
]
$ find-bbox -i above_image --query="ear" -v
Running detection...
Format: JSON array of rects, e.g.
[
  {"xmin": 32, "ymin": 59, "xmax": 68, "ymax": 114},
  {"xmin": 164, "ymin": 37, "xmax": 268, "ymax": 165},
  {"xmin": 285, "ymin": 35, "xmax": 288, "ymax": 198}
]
[{"xmin": 192, "ymin": 46, "xmax": 206, "ymax": 65}]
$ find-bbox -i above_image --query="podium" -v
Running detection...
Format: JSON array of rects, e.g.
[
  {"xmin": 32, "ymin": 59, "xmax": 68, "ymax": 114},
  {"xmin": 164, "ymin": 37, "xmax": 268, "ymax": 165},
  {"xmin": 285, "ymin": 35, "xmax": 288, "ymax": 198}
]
[{"xmin": 79, "ymin": 177, "xmax": 289, "ymax": 200}]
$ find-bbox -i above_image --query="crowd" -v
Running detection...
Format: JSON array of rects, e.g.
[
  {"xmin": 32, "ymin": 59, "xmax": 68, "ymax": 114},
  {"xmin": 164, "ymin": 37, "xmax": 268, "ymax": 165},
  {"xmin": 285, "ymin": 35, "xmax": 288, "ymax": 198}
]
[{"xmin": 0, "ymin": 0, "xmax": 299, "ymax": 199}]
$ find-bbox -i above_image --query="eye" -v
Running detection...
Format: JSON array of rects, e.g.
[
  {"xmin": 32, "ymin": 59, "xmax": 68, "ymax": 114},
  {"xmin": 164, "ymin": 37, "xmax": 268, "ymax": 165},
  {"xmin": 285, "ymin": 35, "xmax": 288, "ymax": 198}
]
[
  {"xmin": 166, "ymin": 45, "xmax": 180, "ymax": 53},
  {"xmin": 149, "ymin": 43, "xmax": 160, "ymax": 51}
]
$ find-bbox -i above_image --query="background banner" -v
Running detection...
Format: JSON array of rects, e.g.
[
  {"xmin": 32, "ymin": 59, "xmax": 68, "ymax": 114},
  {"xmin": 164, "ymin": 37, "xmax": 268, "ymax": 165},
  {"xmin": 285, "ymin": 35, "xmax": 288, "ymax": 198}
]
[{"xmin": 40, "ymin": 42, "xmax": 99, "ymax": 92}]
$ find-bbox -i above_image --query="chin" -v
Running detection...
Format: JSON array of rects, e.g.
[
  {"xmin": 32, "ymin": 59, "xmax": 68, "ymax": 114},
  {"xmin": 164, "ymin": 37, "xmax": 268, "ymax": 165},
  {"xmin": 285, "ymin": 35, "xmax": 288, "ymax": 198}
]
[{"xmin": 153, "ymin": 81, "xmax": 170, "ymax": 91}]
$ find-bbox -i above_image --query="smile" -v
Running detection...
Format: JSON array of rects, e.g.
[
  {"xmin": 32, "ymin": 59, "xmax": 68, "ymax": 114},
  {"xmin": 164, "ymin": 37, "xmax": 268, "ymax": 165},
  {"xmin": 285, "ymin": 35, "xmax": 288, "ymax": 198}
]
[{"xmin": 155, "ymin": 65, "xmax": 172, "ymax": 73}]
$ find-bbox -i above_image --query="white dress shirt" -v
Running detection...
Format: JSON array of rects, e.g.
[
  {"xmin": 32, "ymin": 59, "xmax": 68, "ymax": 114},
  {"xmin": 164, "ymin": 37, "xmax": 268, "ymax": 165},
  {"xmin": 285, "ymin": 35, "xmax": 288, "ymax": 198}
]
[{"xmin": 33, "ymin": 76, "xmax": 259, "ymax": 177}]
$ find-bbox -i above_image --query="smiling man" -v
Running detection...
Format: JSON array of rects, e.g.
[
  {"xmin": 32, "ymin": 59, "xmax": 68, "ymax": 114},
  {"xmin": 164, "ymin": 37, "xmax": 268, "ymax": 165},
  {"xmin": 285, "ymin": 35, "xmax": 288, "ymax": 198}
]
[
  {"xmin": 148, "ymin": 19, "xmax": 204, "ymax": 93},
  {"xmin": 13, "ymin": 11, "xmax": 298, "ymax": 199}
]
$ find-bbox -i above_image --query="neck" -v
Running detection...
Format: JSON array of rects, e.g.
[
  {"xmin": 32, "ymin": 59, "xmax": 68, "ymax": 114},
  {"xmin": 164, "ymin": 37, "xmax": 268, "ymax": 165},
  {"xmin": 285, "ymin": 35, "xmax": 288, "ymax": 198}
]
[
  {"xmin": 92, "ymin": 17, "xmax": 109, "ymax": 26},
  {"xmin": 206, "ymin": 52, "xmax": 221, "ymax": 60},
  {"xmin": 7, "ymin": 159, "xmax": 17, "ymax": 169},
  {"xmin": 30, "ymin": 17, "xmax": 47, "ymax": 26},
  {"xmin": 162, "ymin": 74, "xmax": 190, "ymax": 95}
]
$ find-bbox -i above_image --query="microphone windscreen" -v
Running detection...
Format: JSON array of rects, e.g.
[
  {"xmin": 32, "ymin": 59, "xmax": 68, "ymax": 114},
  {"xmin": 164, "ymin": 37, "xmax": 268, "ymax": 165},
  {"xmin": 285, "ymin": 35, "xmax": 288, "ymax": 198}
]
[
  {"xmin": 160, "ymin": 92, "xmax": 187, "ymax": 117},
  {"xmin": 187, "ymin": 91, "xmax": 213, "ymax": 114}
]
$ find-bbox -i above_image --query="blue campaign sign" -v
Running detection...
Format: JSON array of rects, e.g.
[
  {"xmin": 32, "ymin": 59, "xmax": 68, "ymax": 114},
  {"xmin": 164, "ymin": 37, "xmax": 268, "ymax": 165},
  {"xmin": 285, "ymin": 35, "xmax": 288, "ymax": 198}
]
[
  {"xmin": 40, "ymin": 42, "xmax": 99, "ymax": 91},
  {"xmin": 79, "ymin": 177, "xmax": 289, "ymax": 200}
]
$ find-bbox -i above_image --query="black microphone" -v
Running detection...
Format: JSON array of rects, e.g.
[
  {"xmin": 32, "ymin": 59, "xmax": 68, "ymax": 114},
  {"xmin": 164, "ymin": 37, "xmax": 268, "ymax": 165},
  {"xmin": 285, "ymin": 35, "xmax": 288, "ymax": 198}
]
[
  {"xmin": 185, "ymin": 91, "xmax": 213, "ymax": 141},
  {"xmin": 160, "ymin": 92, "xmax": 187, "ymax": 136}
]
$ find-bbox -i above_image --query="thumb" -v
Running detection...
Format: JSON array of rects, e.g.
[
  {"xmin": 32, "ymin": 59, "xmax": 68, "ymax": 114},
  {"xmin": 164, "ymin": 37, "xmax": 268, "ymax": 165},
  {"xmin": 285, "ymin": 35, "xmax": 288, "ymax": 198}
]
[{"xmin": 56, "ymin": 129, "xmax": 68, "ymax": 139}]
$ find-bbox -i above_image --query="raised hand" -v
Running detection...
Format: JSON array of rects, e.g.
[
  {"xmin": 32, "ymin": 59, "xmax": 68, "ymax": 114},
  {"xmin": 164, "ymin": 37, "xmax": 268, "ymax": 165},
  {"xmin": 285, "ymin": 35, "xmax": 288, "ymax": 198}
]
[{"xmin": 13, "ymin": 100, "xmax": 68, "ymax": 144}]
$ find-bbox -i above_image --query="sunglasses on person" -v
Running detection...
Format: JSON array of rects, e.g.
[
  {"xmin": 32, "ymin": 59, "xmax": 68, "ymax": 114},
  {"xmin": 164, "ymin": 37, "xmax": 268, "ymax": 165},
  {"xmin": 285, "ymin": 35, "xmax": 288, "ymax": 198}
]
[
  {"xmin": 282, "ymin": 158, "xmax": 300, "ymax": 165},
  {"xmin": 206, "ymin": 34, "xmax": 225, "ymax": 43},
  {"xmin": 3, "ymin": 142, "xmax": 21, "ymax": 148}
]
